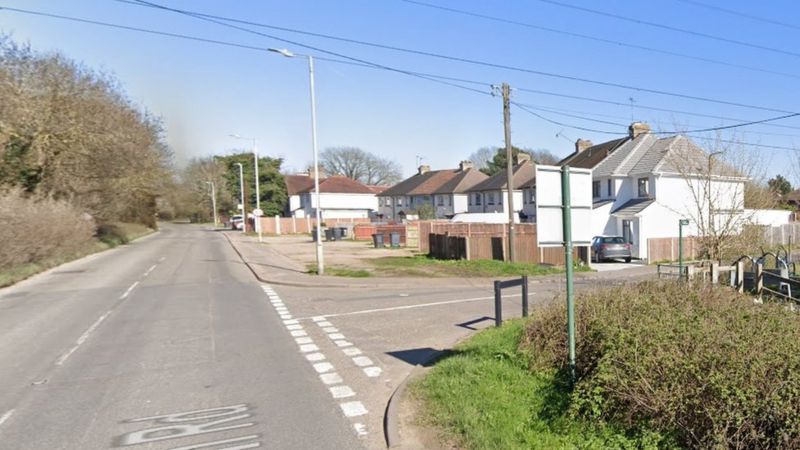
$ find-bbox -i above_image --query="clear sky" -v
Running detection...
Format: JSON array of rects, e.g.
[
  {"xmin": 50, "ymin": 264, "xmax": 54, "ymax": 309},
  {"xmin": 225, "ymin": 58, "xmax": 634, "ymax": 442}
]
[{"xmin": 2, "ymin": 0, "xmax": 799, "ymax": 181}]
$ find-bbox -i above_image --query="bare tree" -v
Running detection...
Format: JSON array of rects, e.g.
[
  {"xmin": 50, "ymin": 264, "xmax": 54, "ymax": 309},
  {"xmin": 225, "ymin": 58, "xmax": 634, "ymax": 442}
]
[
  {"xmin": 664, "ymin": 133, "xmax": 773, "ymax": 260},
  {"xmin": 468, "ymin": 147, "xmax": 495, "ymax": 171},
  {"xmin": 320, "ymin": 147, "xmax": 402, "ymax": 185}
]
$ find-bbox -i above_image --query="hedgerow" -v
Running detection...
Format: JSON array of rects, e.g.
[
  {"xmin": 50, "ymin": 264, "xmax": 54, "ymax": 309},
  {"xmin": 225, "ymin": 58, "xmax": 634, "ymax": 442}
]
[{"xmin": 523, "ymin": 280, "xmax": 800, "ymax": 449}]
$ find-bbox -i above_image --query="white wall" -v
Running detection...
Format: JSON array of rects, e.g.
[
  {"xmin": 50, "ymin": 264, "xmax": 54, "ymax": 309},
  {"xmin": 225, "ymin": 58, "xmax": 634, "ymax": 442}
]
[
  {"xmin": 301, "ymin": 192, "xmax": 378, "ymax": 218},
  {"xmin": 590, "ymin": 202, "xmax": 615, "ymax": 236},
  {"xmin": 744, "ymin": 209, "xmax": 792, "ymax": 226},
  {"xmin": 453, "ymin": 194, "xmax": 469, "ymax": 215}
]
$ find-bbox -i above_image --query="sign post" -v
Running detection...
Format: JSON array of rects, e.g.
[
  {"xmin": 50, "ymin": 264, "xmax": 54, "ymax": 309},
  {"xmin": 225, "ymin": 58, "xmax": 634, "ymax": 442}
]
[
  {"xmin": 535, "ymin": 164, "xmax": 592, "ymax": 385},
  {"xmin": 678, "ymin": 219, "xmax": 689, "ymax": 280},
  {"xmin": 561, "ymin": 166, "xmax": 576, "ymax": 382},
  {"xmin": 253, "ymin": 208, "xmax": 264, "ymax": 243}
]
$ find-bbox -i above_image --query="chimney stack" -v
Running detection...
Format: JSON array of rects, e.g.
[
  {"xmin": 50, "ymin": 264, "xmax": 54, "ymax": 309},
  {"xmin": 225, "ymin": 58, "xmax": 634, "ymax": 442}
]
[
  {"xmin": 516, "ymin": 153, "xmax": 531, "ymax": 164},
  {"xmin": 418, "ymin": 164, "xmax": 431, "ymax": 175},
  {"xmin": 575, "ymin": 139, "xmax": 593, "ymax": 153},
  {"xmin": 459, "ymin": 160, "xmax": 474, "ymax": 171},
  {"xmin": 628, "ymin": 122, "xmax": 651, "ymax": 139}
]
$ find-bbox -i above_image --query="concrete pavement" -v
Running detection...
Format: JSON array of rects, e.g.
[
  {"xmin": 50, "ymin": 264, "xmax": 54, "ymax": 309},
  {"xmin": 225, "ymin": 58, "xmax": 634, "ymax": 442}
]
[{"xmin": 0, "ymin": 224, "xmax": 363, "ymax": 449}]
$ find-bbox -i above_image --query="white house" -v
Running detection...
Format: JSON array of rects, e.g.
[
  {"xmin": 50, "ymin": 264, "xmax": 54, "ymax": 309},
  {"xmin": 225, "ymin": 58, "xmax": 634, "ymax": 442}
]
[
  {"xmin": 378, "ymin": 161, "xmax": 487, "ymax": 220},
  {"xmin": 284, "ymin": 173, "xmax": 314, "ymax": 217},
  {"xmin": 561, "ymin": 122, "xmax": 752, "ymax": 261},
  {"xmin": 288, "ymin": 174, "xmax": 378, "ymax": 219},
  {"xmin": 466, "ymin": 155, "xmax": 537, "ymax": 222}
]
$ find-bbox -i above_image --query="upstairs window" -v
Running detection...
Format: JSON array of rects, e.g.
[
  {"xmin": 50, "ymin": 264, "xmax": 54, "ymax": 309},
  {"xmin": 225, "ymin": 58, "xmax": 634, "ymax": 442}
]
[
  {"xmin": 607, "ymin": 179, "xmax": 612, "ymax": 197},
  {"xmin": 396, "ymin": 197, "xmax": 402, "ymax": 206},
  {"xmin": 488, "ymin": 193, "xmax": 495, "ymax": 205},
  {"xmin": 592, "ymin": 181, "xmax": 601, "ymax": 198},
  {"xmin": 638, "ymin": 177, "xmax": 649, "ymax": 197},
  {"xmin": 437, "ymin": 195, "xmax": 444, "ymax": 206},
  {"xmin": 476, "ymin": 193, "xmax": 482, "ymax": 205}
]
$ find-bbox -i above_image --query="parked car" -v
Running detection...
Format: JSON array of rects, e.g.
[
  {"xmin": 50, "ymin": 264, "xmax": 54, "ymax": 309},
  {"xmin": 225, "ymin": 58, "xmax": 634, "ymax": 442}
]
[
  {"xmin": 230, "ymin": 215, "xmax": 244, "ymax": 230},
  {"xmin": 591, "ymin": 235, "xmax": 632, "ymax": 263}
]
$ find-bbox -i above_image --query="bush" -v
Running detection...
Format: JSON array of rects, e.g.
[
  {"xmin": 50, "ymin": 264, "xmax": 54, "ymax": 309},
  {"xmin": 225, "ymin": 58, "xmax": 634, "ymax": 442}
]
[
  {"xmin": 522, "ymin": 280, "xmax": 800, "ymax": 449},
  {"xmin": 0, "ymin": 189, "xmax": 95, "ymax": 270}
]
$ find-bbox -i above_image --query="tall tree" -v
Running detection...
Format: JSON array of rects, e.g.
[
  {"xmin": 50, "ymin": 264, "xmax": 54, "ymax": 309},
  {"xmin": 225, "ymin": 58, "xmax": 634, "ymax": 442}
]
[
  {"xmin": 217, "ymin": 152, "xmax": 287, "ymax": 217},
  {"xmin": 768, "ymin": 174, "xmax": 792, "ymax": 196},
  {"xmin": 320, "ymin": 147, "xmax": 402, "ymax": 185}
]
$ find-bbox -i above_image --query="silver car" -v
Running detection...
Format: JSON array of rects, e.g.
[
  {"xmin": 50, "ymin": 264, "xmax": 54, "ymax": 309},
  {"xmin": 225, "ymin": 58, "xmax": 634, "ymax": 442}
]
[{"xmin": 591, "ymin": 235, "xmax": 632, "ymax": 263}]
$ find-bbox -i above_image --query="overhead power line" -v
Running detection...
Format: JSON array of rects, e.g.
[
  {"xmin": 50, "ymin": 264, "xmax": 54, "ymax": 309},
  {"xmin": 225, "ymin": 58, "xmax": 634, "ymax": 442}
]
[
  {"xmin": 674, "ymin": 0, "xmax": 800, "ymax": 32},
  {"xmin": 533, "ymin": 0, "xmax": 800, "ymax": 59},
  {"xmin": 398, "ymin": 0, "xmax": 800, "ymax": 80},
  {"xmin": 115, "ymin": 0, "xmax": 798, "ymax": 115}
]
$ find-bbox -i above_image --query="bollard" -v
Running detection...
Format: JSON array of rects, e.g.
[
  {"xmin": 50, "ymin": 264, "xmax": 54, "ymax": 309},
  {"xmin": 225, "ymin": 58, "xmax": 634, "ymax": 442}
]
[
  {"xmin": 494, "ymin": 281, "xmax": 502, "ymax": 327},
  {"xmin": 736, "ymin": 261, "xmax": 744, "ymax": 293},
  {"xmin": 521, "ymin": 275, "xmax": 529, "ymax": 317},
  {"xmin": 756, "ymin": 263, "xmax": 764, "ymax": 299}
]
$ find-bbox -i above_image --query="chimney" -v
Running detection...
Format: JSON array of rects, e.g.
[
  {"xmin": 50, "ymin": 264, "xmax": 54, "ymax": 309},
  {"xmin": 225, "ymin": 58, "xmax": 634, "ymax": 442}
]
[
  {"xmin": 575, "ymin": 139, "xmax": 593, "ymax": 153},
  {"xmin": 516, "ymin": 153, "xmax": 531, "ymax": 164},
  {"xmin": 459, "ymin": 160, "xmax": 474, "ymax": 171},
  {"xmin": 418, "ymin": 164, "xmax": 431, "ymax": 175},
  {"xmin": 628, "ymin": 122, "xmax": 651, "ymax": 139}
]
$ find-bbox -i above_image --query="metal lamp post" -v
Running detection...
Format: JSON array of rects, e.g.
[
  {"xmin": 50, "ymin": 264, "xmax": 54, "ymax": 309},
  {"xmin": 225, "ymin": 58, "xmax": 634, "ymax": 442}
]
[
  {"xmin": 269, "ymin": 47, "xmax": 324, "ymax": 275},
  {"xmin": 230, "ymin": 134, "xmax": 262, "ymax": 242},
  {"xmin": 205, "ymin": 181, "xmax": 218, "ymax": 227},
  {"xmin": 679, "ymin": 218, "xmax": 689, "ymax": 280},
  {"xmin": 235, "ymin": 162, "xmax": 246, "ymax": 234}
]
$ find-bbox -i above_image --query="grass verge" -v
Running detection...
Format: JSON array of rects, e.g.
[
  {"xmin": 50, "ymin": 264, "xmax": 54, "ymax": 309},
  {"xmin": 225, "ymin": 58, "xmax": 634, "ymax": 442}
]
[
  {"xmin": 370, "ymin": 255, "xmax": 591, "ymax": 278},
  {"xmin": 0, "ymin": 222, "xmax": 155, "ymax": 288},
  {"xmin": 412, "ymin": 320, "xmax": 664, "ymax": 449},
  {"xmin": 306, "ymin": 265, "xmax": 371, "ymax": 278}
]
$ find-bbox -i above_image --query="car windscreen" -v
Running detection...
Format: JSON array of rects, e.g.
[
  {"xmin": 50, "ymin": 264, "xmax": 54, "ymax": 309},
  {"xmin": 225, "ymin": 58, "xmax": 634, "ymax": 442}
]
[{"xmin": 601, "ymin": 237, "xmax": 625, "ymax": 244}]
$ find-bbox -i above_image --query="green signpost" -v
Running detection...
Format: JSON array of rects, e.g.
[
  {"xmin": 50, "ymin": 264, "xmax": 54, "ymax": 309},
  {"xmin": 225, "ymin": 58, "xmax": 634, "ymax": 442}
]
[{"xmin": 678, "ymin": 219, "xmax": 689, "ymax": 280}]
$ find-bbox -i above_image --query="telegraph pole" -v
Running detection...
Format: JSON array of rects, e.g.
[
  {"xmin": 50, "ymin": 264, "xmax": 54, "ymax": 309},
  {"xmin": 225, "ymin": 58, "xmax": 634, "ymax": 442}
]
[{"xmin": 502, "ymin": 83, "xmax": 516, "ymax": 262}]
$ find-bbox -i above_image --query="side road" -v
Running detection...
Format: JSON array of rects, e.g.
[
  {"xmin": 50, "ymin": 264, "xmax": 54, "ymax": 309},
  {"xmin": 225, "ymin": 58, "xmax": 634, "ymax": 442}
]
[{"xmin": 222, "ymin": 231, "xmax": 656, "ymax": 289}]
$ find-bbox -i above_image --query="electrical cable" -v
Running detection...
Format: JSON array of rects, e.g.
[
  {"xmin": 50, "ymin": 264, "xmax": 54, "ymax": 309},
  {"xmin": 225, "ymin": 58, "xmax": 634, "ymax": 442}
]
[{"xmin": 673, "ymin": 0, "xmax": 800, "ymax": 32}]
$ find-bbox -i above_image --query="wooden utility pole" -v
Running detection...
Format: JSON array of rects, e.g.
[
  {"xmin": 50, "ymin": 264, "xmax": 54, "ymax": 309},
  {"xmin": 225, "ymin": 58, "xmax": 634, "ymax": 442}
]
[{"xmin": 502, "ymin": 83, "xmax": 516, "ymax": 262}]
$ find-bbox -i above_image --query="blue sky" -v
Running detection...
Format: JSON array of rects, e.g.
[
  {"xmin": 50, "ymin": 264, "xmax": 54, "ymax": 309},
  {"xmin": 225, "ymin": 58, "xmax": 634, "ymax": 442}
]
[{"xmin": 2, "ymin": 0, "xmax": 799, "ymax": 181}]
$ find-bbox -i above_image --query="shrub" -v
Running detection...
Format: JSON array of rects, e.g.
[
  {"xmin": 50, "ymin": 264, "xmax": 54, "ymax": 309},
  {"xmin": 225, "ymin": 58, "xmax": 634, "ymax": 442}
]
[
  {"xmin": 0, "ymin": 188, "xmax": 95, "ymax": 270},
  {"xmin": 522, "ymin": 280, "xmax": 800, "ymax": 449}
]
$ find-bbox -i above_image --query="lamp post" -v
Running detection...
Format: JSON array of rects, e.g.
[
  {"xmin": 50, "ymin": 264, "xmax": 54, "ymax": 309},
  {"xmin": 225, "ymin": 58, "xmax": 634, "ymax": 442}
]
[
  {"xmin": 679, "ymin": 218, "xmax": 689, "ymax": 280},
  {"xmin": 235, "ymin": 162, "xmax": 246, "ymax": 234},
  {"xmin": 230, "ymin": 134, "xmax": 262, "ymax": 242},
  {"xmin": 205, "ymin": 181, "xmax": 218, "ymax": 227},
  {"xmin": 269, "ymin": 47, "xmax": 324, "ymax": 275}
]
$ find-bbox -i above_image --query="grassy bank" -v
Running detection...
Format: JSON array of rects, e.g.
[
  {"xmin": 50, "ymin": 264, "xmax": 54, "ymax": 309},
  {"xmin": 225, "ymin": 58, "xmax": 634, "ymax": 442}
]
[
  {"xmin": 306, "ymin": 265, "xmax": 371, "ymax": 277},
  {"xmin": 413, "ymin": 321, "xmax": 653, "ymax": 449},
  {"xmin": 370, "ymin": 255, "xmax": 590, "ymax": 278},
  {"xmin": 0, "ymin": 222, "xmax": 156, "ymax": 288}
]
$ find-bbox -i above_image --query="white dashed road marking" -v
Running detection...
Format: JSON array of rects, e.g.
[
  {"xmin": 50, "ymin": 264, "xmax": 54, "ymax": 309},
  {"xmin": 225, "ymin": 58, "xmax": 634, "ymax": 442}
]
[
  {"xmin": 342, "ymin": 347, "xmax": 362, "ymax": 356},
  {"xmin": 320, "ymin": 373, "xmax": 343, "ymax": 385},
  {"xmin": 352, "ymin": 356, "xmax": 373, "ymax": 367},
  {"xmin": 363, "ymin": 367, "xmax": 382, "ymax": 377},
  {"xmin": 340, "ymin": 401, "xmax": 368, "ymax": 417},
  {"xmin": 329, "ymin": 386, "xmax": 355, "ymax": 399},
  {"xmin": 0, "ymin": 409, "xmax": 15, "ymax": 427},
  {"xmin": 312, "ymin": 362, "xmax": 334, "ymax": 373},
  {"xmin": 119, "ymin": 281, "xmax": 140, "ymax": 300},
  {"xmin": 56, "ymin": 310, "xmax": 111, "ymax": 366}
]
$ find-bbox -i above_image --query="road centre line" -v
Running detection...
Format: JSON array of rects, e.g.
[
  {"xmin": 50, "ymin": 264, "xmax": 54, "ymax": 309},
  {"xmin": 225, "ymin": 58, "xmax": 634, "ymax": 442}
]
[
  {"xmin": 120, "ymin": 281, "xmax": 140, "ymax": 300},
  {"xmin": 56, "ymin": 310, "xmax": 111, "ymax": 366},
  {"xmin": 295, "ymin": 293, "xmax": 524, "ymax": 320},
  {"xmin": 0, "ymin": 409, "xmax": 15, "ymax": 427}
]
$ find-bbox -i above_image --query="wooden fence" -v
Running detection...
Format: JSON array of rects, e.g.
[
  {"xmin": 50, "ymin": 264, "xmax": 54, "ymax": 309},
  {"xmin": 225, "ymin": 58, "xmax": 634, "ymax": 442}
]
[
  {"xmin": 647, "ymin": 237, "xmax": 701, "ymax": 263},
  {"xmin": 416, "ymin": 221, "xmax": 582, "ymax": 266},
  {"xmin": 257, "ymin": 216, "xmax": 370, "ymax": 234}
]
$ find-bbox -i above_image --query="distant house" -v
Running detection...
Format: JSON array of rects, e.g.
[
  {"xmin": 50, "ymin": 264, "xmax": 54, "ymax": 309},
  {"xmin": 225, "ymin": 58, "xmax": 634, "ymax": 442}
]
[
  {"xmin": 466, "ymin": 154, "xmax": 537, "ymax": 222},
  {"xmin": 377, "ymin": 161, "xmax": 488, "ymax": 220},
  {"xmin": 285, "ymin": 173, "xmax": 378, "ymax": 219},
  {"xmin": 560, "ymin": 122, "xmax": 751, "ymax": 261}
]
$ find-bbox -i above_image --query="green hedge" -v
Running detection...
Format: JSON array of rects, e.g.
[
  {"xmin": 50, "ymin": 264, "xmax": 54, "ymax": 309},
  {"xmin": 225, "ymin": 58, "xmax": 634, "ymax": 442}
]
[{"xmin": 523, "ymin": 281, "xmax": 800, "ymax": 449}]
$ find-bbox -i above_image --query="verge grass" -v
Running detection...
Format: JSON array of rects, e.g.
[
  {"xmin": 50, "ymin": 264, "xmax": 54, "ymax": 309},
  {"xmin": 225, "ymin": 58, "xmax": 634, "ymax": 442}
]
[
  {"xmin": 413, "ymin": 320, "xmax": 663, "ymax": 449},
  {"xmin": 370, "ymin": 255, "xmax": 590, "ymax": 278}
]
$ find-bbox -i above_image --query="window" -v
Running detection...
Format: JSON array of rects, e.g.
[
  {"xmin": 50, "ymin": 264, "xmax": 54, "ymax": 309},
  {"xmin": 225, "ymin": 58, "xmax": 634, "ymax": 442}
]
[
  {"xmin": 437, "ymin": 195, "xmax": 444, "ymax": 206},
  {"xmin": 529, "ymin": 190, "xmax": 535, "ymax": 204},
  {"xmin": 488, "ymin": 193, "xmax": 495, "ymax": 205},
  {"xmin": 637, "ymin": 177, "xmax": 649, "ymax": 197},
  {"xmin": 476, "ymin": 193, "xmax": 482, "ymax": 205},
  {"xmin": 592, "ymin": 181, "xmax": 601, "ymax": 198},
  {"xmin": 409, "ymin": 196, "xmax": 414, "ymax": 205},
  {"xmin": 468, "ymin": 195, "xmax": 473, "ymax": 206},
  {"xmin": 607, "ymin": 179, "xmax": 612, "ymax": 197},
  {"xmin": 396, "ymin": 197, "xmax": 402, "ymax": 206},
  {"xmin": 447, "ymin": 196, "xmax": 451, "ymax": 206},
  {"xmin": 499, "ymin": 192, "xmax": 503, "ymax": 204}
]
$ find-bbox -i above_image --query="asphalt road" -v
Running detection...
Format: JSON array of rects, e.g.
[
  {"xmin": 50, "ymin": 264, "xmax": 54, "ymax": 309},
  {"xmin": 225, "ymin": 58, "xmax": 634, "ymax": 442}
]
[{"xmin": 0, "ymin": 224, "xmax": 363, "ymax": 450}]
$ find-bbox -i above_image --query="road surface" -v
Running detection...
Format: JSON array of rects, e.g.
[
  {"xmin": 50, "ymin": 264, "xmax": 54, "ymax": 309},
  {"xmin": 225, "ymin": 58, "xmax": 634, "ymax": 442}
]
[{"xmin": 0, "ymin": 224, "xmax": 363, "ymax": 450}]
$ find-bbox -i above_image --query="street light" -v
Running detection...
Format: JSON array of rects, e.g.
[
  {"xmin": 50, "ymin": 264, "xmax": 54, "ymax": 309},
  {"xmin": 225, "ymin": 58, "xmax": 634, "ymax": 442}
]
[
  {"xmin": 230, "ymin": 134, "xmax": 262, "ymax": 242},
  {"xmin": 269, "ymin": 47, "xmax": 324, "ymax": 275},
  {"xmin": 235, "ymin": 162, "xmax": 246, "ymax": 234},
  {"xmin": 205, "ymin": 181, "xmax": 218, "ymax": 227}
]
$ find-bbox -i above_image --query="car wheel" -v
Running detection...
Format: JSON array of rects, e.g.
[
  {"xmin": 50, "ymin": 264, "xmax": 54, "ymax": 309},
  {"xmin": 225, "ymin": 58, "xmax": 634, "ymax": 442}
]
[{"xmin": 625, "ymin": 257, "xmax": 632, "ymax": 263}]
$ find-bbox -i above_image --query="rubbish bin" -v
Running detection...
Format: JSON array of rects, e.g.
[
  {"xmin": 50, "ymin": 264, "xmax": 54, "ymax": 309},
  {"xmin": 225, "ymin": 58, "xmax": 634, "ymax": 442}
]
[
  {"xmin": 333, "ymin": 227, "xmax": 345, "ymax": 240},
  {"xmin": 372, "ymin": 233, "xmax": 385, "ymax": 248},
  {"xmin": 390, "ymin": 232, "xmax": 401, "ymax": 248},
  {"xmin": 338, "ymin": 227, "xmax": 348, "ymax": 239},
  {"xmin": 312, "ymin": 227, "xmax": 318, "ymax": 241},
  {"xmin": 325, "ymin": 228, "xmax": 335, "ymax": 241}
]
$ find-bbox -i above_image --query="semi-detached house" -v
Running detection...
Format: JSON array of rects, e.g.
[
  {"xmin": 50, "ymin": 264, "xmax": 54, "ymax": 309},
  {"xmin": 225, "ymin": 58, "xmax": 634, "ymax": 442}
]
[
  {"xmin": 560, "ymin": 122, "xmax": 749, "ymax": 261},
  {"xmin": 377, "ymin": 161, "xmax": 488, "ymax": 220},
  {"xmin": 465, "ymin": 154, "xmax": 537, "ymax": 222}
]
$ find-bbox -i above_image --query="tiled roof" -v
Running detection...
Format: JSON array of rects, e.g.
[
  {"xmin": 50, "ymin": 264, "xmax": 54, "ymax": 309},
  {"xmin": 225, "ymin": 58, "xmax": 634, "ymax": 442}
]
[
  {"xmin": 298, "ymin": 176, "xmax": 375, "ymax": 194},
  {"xmin": 366, "ymin": 185, "xmax": 390, "ymax": 194},
  {"xmin": 432, "ymin": 169, "xmax": 489, "ymax": 194},
  {"xmin": 610, "ymin": 198, "xmax": 655, "ymax": 218},
  {"xmin": 285, "ymin": 174, "xmax": 315, "ymax": 195},
  {"xmin": 379, "ymin": 169, "xmax": 461, "ymax": 196},
  {"xmin": 593, "ymin": 134, "xmax": 656, "ymax": 177},
  {"xmin": 559, "ymin": 137, "xmax": 628, "ymax": 169},
  {"xmin": 467, "ymin": 161, "xmax": 536, "ymax": 192}
]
